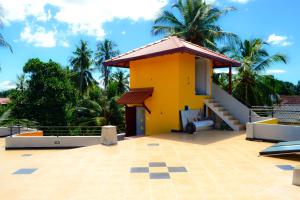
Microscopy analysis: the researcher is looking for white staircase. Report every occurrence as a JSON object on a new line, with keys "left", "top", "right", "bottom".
{"left": 204, "top": 98, "right": 245, "bottom": 131}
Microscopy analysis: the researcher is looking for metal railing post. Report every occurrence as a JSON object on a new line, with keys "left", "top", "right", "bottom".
{"left": 249, "top": 109, "right": 252, "bottom": 123}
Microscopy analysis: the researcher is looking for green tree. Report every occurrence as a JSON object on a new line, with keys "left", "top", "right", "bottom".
{"left": 152, "top": 0, "right": 237, "bottom": 50}
{"left": 296, "top": 81, "right": 300, "bottom": 95}
{"left": 75, "top": 79, "right": 126, "bottom": 130}
{"left": 223, "top": 38, "right": 287, "bottom": 105}
{"left": 72, "top": 98, "right": 105, "bottom": 126}
{"left": 16, "top": 73, "right": 27, "bottom": 92}
{"left": 95, "top": 39, "right": 119, "bottom": 89}
{"left": 0, "top": 5, "right": 12, "bottom": 71}
{"left": 70, "top": 40, "right": 96, "bottom": 94}
{"left": 9, "top": 58, "right": 78, "bottom": 126}
{"left": 100, "top": 81, "right": 125, "bottom": 129}
{"left": 112, "top": 69, "right": 129, "bottom": 95}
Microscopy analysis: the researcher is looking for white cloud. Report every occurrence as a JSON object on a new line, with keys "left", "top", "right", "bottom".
{"left": 20, "top": 24, "right": 57, "bottom": 48}
{"left": 0, "top": 81, "right": 16, "bottom": 91}
{"left": 266, "top": 69, "right": 286, "bottom": 75}
{"left": 227, "top": 0, "right": 250, "bottom": 3}
{"left": 214, "top": 68, "right": 238, "bottom": 74}
{"left": 59, "top": 40, "right": 70, "bottom": 48}
{"left": 0, "top": 0, "right": 52, "bottom": 23}
{"left": 121, "top": 31, "right": 126, "bottom": 35}
{"left": 0, "top": 0, "right": 168, "bottom": 39}
{"left": 267, "top": 34, "right": 292, "bottom": 47}
{"left": 204, "top": 0, "right": 217, "bottom": 4}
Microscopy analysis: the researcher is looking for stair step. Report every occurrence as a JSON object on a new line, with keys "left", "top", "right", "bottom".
{"left": 222, "top": 111, "right": 230, "bottom": 116}
{"left": 204, "top": 98, "right": 246, "bottom": 131}
{"left": 231, "top": 119, "right": 240, "bottom": 125}
{"left": 237, "top": 124, "right": 246, "bottom": 130}
{"left": 213, "top": 103, "right": 220, "bottom": 107}
{"left": 216, "top": 107, "right": 225, "bottom": 111}
{"left": 226, "top": 115, "right": 235, "bottom": 120}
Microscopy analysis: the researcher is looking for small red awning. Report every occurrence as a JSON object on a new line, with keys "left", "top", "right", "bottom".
{"left": 117, "top": 87, "right": 154, "bottom": 113}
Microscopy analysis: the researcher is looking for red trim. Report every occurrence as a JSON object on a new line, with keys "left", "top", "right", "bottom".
{"left": 117, "top": 88, "right": 154, "bottom": 112}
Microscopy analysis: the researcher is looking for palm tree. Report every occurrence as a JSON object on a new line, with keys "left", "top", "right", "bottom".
{"left": 224, "top": 38, "right": 287, "bottom": 105}
{"left": 0, "top": 5, "right": 12, "bottom": 71}
{"left": 152, "top": 0, "right": 237, "bottom": 50}
{"left": 16, "top": 73, "right": 27, "bottom": 92}
{"left": 95, "top": 39, "right": 119, "bottom": 89}
{"left": 70, "top": 40, "right": 96, "bottom": 94}
{"left": 111, "top": 69, "right": 129, "bottom": 95}
{"left": 74, "top": 99, "right": 105, "bottom": 126}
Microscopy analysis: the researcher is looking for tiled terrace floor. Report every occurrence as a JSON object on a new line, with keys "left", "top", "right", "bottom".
{"left": 0, "top": 130, "right": 300, "bottom": 200}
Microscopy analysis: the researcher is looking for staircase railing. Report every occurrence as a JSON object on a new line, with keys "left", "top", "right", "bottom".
{"left": 211, "top": 83, "right": 263, "bottom": 123}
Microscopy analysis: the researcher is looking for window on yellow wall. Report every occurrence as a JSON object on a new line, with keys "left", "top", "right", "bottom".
{"left": 195, "top": 57, "right": 211, "bottom": 96}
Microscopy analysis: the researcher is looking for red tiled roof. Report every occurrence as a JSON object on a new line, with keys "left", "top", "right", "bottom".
{"left": 117, "top": 88, "right": 154, "bottom": 105}
{"left": 0, "top": 98, "right": 10, "bottom": 105}
{"left": 104, "top": 36, "right": 240, "bottom": 68}
{"left": 280, "top": 95, "right": 300, "bottom": 105}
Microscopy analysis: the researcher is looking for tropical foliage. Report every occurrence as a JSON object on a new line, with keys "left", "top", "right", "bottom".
{"left": 95, "top": 39, "right": 120, "bottom": 88}
{"left": 70, "top": 40, "right": 96, "bottom": 94}
{"left": 0, "top": 0, "right": 298, "bottom": 133}
{"left": 152, "top": 0, "right": 237, "bottom": 50}
{"left": 0, "top": 5, "right": 12, "bottom": 71}
{"left": 217, "top": 39, "right": 288, "bottom": 106}
{"left": 8, "top": 59, "right": 78, "bottom": 126}
{"left": 2, "top": 39, "right": 128, "bottom": 134}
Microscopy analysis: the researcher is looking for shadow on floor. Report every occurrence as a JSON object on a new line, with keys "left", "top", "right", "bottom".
{"left": 266, "top": 154, "right": 300, "bottom": 162}
{"left": 148, "top": 130, "right": 245, "bottom": 145}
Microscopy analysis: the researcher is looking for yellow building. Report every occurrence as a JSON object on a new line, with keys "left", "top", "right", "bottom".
{"left": 104, "top": 36, "right": 240, "bottom": 136}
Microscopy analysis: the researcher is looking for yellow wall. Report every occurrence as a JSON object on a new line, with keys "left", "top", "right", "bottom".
{"left": 256, "top": 118, "right": 279, "bottom": 125}
{"left": 130, "top": 54, "right": 180, "bottom": 135}
{"left": 130, "top": 53, "right": 212, "bottom": 135}
{"left": 178, "top": 53, "right": 212, "bottom": 110}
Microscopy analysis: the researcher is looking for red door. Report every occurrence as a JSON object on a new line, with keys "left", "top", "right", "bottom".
{"left": 125, "top": 106, "right": 136, "bottom": 137}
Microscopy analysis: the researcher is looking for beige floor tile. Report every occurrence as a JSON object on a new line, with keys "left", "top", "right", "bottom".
{"left": 1, "top": 130, "right": 300, "bottom": 200}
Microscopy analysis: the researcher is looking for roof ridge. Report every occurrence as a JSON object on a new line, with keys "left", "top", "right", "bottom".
{"left": 170, "top": 36, "right": 185, "bottom": 48}
{"left": 177, "top": 37, "right": 237, "bottom": 62}
{"left": 106, "top": 36, "right": 173, "bottom": 62}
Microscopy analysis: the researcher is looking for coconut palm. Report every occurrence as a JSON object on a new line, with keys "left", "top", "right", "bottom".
{"left": 0, "top": 5, "right": 12, "bottom": 71}
{"left": 152, "top": 0, "right": 237, "bottom": 50}
{"left": 73, "top": 99, "right": 105, "bottom": 126}
{"left": 16, "top": 73, "right": 27, "bottom": 92}
{"left": 111, "top": 69, "right": 129, "bottom": 95}
{"left": 95, "top": 39, "right": 119, "bottom": 89}
{"left": 70, "top": 40, "right": 96, "bottom": 94}
{"left": 0, "top": 6, "right": 11, "bottom": 52}
{"left": 224, "top": 38, "right": 287, "bottom": 105}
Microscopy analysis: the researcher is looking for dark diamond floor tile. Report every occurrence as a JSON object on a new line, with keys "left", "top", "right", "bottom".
{"left": 147, "top": 143, "right": 159, "bottom": 146}
{"left": 168, "top": 166, "right": 187, "bottom": 173}
{"left": 276, "top": 165, "right": 294, "bottom": 171}
{"left": 13, "top": 168, "right": 37, "bottom": 175}
{"left": 149, "top": 162, "right": 166, "bottom": 167}
{"left": 150, "top": 172, "right": 170, "bottom": 179}
{"left": 22, "top": 154, "right": 32, "bottom": 157}
{"left": 130, "top": 167, "right": 149, "bottom": 173}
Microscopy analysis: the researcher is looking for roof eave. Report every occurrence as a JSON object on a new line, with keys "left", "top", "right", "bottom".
{"left": 104, "top": 46, "right": 241, "bottom": 68}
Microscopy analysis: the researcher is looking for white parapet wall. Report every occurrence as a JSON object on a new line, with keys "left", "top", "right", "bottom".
{"left": 246, "top": 119, "right": 300, "bottom": 142}
{"left": 0, "top": 127, "right": 38, "bottom": 137}
{"left": 5, "top": 134, "right": 125, "bottom": 149}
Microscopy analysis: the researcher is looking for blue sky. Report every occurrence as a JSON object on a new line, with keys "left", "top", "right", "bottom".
{"left": 0, "top": 0, "right": 299, "bottom": 90}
